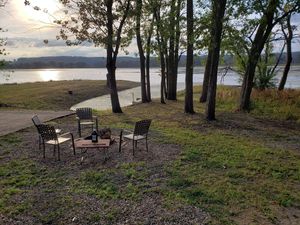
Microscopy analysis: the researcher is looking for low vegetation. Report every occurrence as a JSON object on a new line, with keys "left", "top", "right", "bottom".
{"left": 0, "top": 84, "right": 299, "bottom": 224}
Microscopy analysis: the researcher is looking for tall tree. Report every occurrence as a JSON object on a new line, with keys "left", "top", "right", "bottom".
{"left": 166, "top": 0, "right": 183, "bottom": 100}
{"left": 278, "top": 14, "right": 293, "bottom": 90}
{"left": 184, "top": 0, "right": 194, "bottom": 113}
{"left": 135, "top": 0, "right": 154, "bottom": 102}
{"left": 206, "top": 0, "right": 227, "bottom": 120}
{"left": 30, "top": 0, "right": 134, "bottom": 113}
{"left": 135, "top": 0, "right": 148, "bottom": 103}
{"left": 239, "top": 0, "right": 299, "bottom": 111}
{"left": 154, "top": 1, "right": 167, "bottom": 104}
{"left": 0, "top": 0, "right": 8, "bottom": 69}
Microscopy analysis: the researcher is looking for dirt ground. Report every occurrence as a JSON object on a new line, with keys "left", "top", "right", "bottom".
{"left": 0, "top": 115, "right": 209, "bottom": 225}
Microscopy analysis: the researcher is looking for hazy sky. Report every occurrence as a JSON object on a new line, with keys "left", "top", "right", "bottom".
{"left": 0, "top": 0, "right": 131, "bottom": 60}
{"left": 0, "top": 0, "right": 299, "bottom": 60}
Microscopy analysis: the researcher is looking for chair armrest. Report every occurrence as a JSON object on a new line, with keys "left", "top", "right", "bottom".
{"left": 122, "top": 129, "right": 133, "bottom": 134}
{"left": 60, "top": 132, "right": 72, "bottom": 137}
{"left": 76, "top": 117, "right": 80, "bottom": 120}
{"left": 92, "top": 115, "right": 98, "bottom": 119}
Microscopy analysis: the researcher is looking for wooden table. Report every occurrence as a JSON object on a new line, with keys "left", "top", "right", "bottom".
{"left": 75, "top": 139, "right": 111, "bottom": 163}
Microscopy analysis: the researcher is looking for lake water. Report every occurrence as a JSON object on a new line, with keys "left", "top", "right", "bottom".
{"left": 1, "top": 67, "right": 299, "bottom": 110}
{"left": 1, "top": 66, "right": 300, "bottom": 88}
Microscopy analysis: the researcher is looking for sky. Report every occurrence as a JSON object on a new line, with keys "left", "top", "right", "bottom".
{"left": 0, "top": 0, "right": 299, "bottom": 60}
{"left": 0, "top": 0, "right": 136, "bottom": 60}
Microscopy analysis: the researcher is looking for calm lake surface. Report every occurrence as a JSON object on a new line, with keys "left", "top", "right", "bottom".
{"left": 1, "top": 66, "right": 300, "bottom": 88}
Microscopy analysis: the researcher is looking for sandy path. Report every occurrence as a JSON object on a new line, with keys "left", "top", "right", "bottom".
{"left": 0, "top": 110, "right": 75, "bottom": 136}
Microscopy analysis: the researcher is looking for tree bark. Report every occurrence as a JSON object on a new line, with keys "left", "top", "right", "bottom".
{"left": 184, "top": 0, "right": 194, "bottom": 113}
{"left": 167, "top": 0, "right": 177, "bottom": 100}
{"left": 106, "top": 0, "right": 122, "bottom": 113}
{"left": 146, "top": 16, "right": 154, "bottom": 102}
{"left": 136, "top": 0, "right": 148, "bottom": 103}
{"left": 154, "top": 6, "right": 166, "bottom": 104}
{"left": 174, "top": 0, "right": 182, "bottom": 99}
{"left": 200, "top": 48, "right": 212, "bottom": 103}
{"left": 206, "top": 0, "right": 227, "bottom": 120}
{"left": 279, "top": 15, "right": 293, "bottom": 91}
{"left": 239, "top": 0, "right": 278, "bottom": 111}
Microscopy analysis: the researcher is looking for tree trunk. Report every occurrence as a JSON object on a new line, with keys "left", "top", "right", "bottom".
{"left": 279, "top": 15, "right": 293, "bottom": 91}
{"left": 239, "top": 0, "right": 278, "bottom": 111}
{"left": 146, "top": 16, "right": 154, "bottom": 102}
{"left": 200, "top": 48, "right": 212, "bottom": 103}
{"left": 167, "top": 0, "right": 177, "bottom": 100}
{"left": 154, "top": 7, "right": 166, "bottom": 104}
{"left": 184, "top": 0, "right": 194, "bottom": 113}
{"left": 136, "top": 0, "right": 148, "bottom": 103}
{"left": 106, "top": 0, "right": 122, "bottom": 113}
{"left": 174, "top": 0, "right": 182, "bottom": 99}
{"left": 206, "top": 0, "right": 226, "bottom": 120}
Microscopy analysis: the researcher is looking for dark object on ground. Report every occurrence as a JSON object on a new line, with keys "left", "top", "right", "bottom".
{"left": 68, "top": 90, "right": 73, "bottom": 95}
{"left": 119, "top": 119, "right": 152, "bottom": 155}
{"left": 99, "top": 128, "right": 111, "bottom": 139}
{"left": 76, "top": 107, "right": 98, "bottom": 137}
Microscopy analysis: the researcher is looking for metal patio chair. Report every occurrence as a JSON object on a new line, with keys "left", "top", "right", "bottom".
{"left": 119, "top": 119, "right": 152, "bottom": 155}
{"left": 32, "top": 115, "right": 61, "bottom": 150}
{"left": 36, "top": 124, "right": 75, "bottom": 161}
{"left": 76, "top": 108, "right": 98, "bottom": 137}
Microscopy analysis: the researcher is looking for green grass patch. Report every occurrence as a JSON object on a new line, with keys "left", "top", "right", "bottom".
{"left": 159, "top": 127, "right": 300, "bottom": 224}
{"left": 72, "top": 162, "right": 150, "bottom": 201}
{"left": 0, "top": 159, "right": 44, "bottom": 214}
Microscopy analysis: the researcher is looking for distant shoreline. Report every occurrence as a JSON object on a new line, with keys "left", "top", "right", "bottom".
{"left": 4, "top": 53, "right": 300, "bottom": 69}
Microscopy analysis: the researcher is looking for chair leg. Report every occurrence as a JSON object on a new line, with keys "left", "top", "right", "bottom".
{"left": 96, "top": 118, "right": 99, "bottom": 132}
{"left": 71, "top": 133, "right": 76, "bottom": 155}
{"left": 57, "top": 144, "right": 60, "bottom": 161}
{"left": 78, "top": 121, "right": 81, "bottom": 137}
{"left": 132, "top": 139, "right": 135, "bottom": 156}
{"left": 42, "top": 141, "right": 46, "bottom": 159}
{"left": 146, "top": 136, "right": 149, "bottom": 152}
{"left": 53, "top": 145, "right": 56, "bottom": 156}
{"left": 38, "top": 135, "right": 41, "bottom": 150}
{"left": 119, "top": 130, "right": 123, "bottom": 152}
{"left": 135, "top": 141, "right": 137, "bottom": 148}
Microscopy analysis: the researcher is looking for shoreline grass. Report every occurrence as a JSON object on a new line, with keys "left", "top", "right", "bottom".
{"left": 0, "top": 80, "right": 139, "bottom": 110}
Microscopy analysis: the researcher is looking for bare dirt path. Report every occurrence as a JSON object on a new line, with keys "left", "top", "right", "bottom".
{"left": 0, "top": 110, "right": 75, "bottom": 136}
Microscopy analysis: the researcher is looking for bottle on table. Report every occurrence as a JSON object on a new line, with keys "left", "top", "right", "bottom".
{"left": 91, "top": 129, "right": 98, "bottom": 143}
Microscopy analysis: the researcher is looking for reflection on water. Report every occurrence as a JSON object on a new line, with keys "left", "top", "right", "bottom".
{"left": 39, "top": 70, "right": 59, "bottom": 81}
{"left": 1, "top": 67, "right": 300, "bottom": 88}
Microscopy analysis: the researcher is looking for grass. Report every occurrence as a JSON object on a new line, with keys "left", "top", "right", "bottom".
{"left": 0, "top": 83, "right": 299, "bottom": 224}
{"left": 0, "top": 80, "right": 138, "bottom": 110}
{"left": 96, "top": 86, "right": 300, "bottom": 224}
{"left": 72, "top": 162, "right": 149, "bottom": 200}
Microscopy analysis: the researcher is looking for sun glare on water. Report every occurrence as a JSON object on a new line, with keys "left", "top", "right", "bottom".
{"left": 39, "top": 70, "right": 59, "bottom": 81}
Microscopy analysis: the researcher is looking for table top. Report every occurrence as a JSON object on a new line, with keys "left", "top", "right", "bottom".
{"left": 75, "top": 139, "right": 110, "bottom": 148}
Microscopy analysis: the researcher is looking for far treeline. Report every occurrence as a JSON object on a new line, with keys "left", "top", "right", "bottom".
{"left": 5, "top": 52, "right": 300, "bottom": 69}
{"left": 3, "top": 0, "right": 300, "bottom": 120}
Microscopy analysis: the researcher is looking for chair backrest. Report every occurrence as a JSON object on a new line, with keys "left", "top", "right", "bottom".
{"left": 32, "top": 115, "right": 42, "bottom": 127}
{"left": 134, "top": 119, "right": 152, "bottom": 136}
{"left": 76, "top": 108, "right": 93, "bottom": 120}
{"left": 37, "top": 124, "right": 57, "bottom": 141}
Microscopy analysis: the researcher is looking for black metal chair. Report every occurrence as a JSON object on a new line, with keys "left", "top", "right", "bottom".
{"left": 76, "top": 108, "right": 98, "bottom": 137}
{"left": 119, "top": 119, "right": 152, "bottom": 155}
{"left": 32, "top": 115, "right": 61, "bottom": 150}
{"left": 36, "top": 124, "right": 75, "bottom": 161}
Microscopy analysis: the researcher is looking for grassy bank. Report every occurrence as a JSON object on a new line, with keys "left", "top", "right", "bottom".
{"left": 0, "top": 86, "right": 299, "bottom": 224}
{"left": 0, "top": 80, "right": 139, "bottom": 110}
